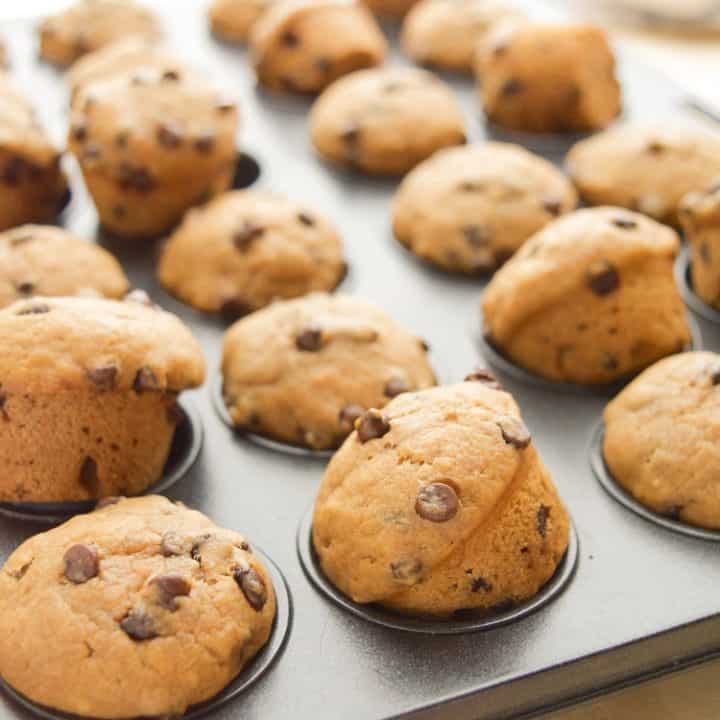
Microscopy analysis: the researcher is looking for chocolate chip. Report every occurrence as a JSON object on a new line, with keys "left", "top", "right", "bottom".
{"left": 280, "top": 30, "right": 299, "bottom": 47}
{"left": 415, "top": 482, "right": 459, "bottom": 522}
{"left": 536, "top": 505, "right": 550, "bottom": 537}
{"left": 220, "top": 297, "right": 251, "bottom": 321}
{"left": 190, "top": 534, "right": 211, "bottom": 563}
{"left": 117, "top": 163, "right": 155, "bottom": 192}
{"left": 63, "top": 544, "right": 99, "bottom": 584}
{"left": 464, "top": 368, "right": 502, "bottom": 390}
{"left": 9, "top": 232, "right": 33, "bottom": 247}
{"left": 543, "top": 198, "right": 562, "bottom": 216}
{"left": 115, "top": 131, "right": 129, "bottom": 149}
{"left": 160, "top": 531, "right": 185, "bottom": 557}
{"left": 16, "top": 281, "right": 34, "bottom": 295}
{"left": 297, "top": 212, "right": 315, "bottom": 227}
{"left": 133, "top": 367, "right": 159, "bottom": 393}
{"left": 463, "top": 225, "right": 491, "bottom": 247}
{"left": 338, "top": 404, "right": 364, "bottom": 432}
{"left": 120, "top": 611, "right": 157, "bottom": 641}
{"left": 0, "top": 394, "right": 8, "bottom": 421}
{"left": 79, "top": 456, "right": 98, "bottom": 494}
{"left": 216, "top": 99, "right": 236, "bottom": 114}
{"left": 16, "top": 302, "right": 50, "bottom": 316}
{"left": 83, "top": 144, "right": 101, "bottom": 161}
{"left": 390, "top": 559, "right": 423, "bottom": 583}
{"left": 124, "top": 288, "right": 154, "bottom": 307}
{"left": 700, "top": 241, "right": 711, "bottom": 264}
{"left": 458, "top": 180, "right": 484, "bottom": 192}
{"left": 420, "top": 339, "right": 430, "bottom": 352}
{"left": 586, "top": 260, "right": 619, "bottom": 296}
{"left": 340, "top": 124, "right": 360, "bottom": 149}
{"left": 647, "top": 140, "right": 664, "bottom": 154}
{"left": 384, "top": 377, "right": 409, "bottom": 398}
{"left": 602, "top": 353, "right": 619, "bottom": 371}
{"left": 95, "top": 496, "right": 122, "bottom": 509}
{"left": 356, "top": 409, "right": 390, "bottom": 443}
{"left": 497, "top": 417, "right": 531, "bottom": 449}
{"left": 234, "top": 567, "right": 267, "bottom": 611}
{"left": 71, "top": 124, "right": 87, "bottom": 142}
{"left": 233, "top": 221, "right": 264, "bottom": 250}
{"left": 711, "top": 368, "right": 720, "bottom": 385}
{"left": 86, "top": 365, "right": 117, "bottom": 391}
{"left": 162, "top": 69, "right": 181, "bottom": 82}
{"left": 612, "top": 217, "right": 637, "bottom": 230}
{"left": 295, "top": 326, "right": 323, "bottom": 352}
{"left": 193, "top": 134, "right": 215, "bottom": 153}
{"left": 501, "top": 78, "right": 524, "bottom": 96}
{"left": 470, "top": 576, "right": 492, "bottom": 593}
{"left": 157, "top": 124, "right": 182, "bottom": 149}
{"left": 315, "top": 57, "right": 331, "bottom": 74}
{"left": 152, "top": 573, "right": 191, "bottom": 610}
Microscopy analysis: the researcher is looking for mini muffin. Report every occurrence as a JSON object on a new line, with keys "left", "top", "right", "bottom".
{"left": 0, "top": 225, "right": 129, "bottom": 308}
{"left": 604, "top": 352, "right": 720, "bottom": 530}
{"left": 680, "top": 184, "right": 720, "bottom": 308}
{"left": 222, "top": 293, "right": 435, "bottom": 450}
{"left": 567, "top": 124, "right": 720, "bottom": 229}
{"left": 312, "top": 378, "right": 570, "bottom": 617}
{"left": 38, "top": 0, "right": 160, "bottom": 68}
{"left": 0, "top": 295, "right": 205, "bottom": 503}
{"left": 68, "top": 66, "right": 239, "bottom": 239}
{"left": 476, "top": 23, "right": 621, "bottom": 134}
{"left": 210, "top": 0, "right": 279, "bottom": 44}
{"left": 67, "top": 38, "right": 184, "bottom": 101}
{"left": 401, "top": 0, "right": 525, "bottom": 74}
{"left": 0, "top": 495, "right": 276, "bottom": 718}
{"left": 482, "top": 208, "right": 690, "bottom": 385}
{"left": 310, "top": 67, "right": 466, "bottom": 176}
{"left": 362, "top": 0, "right": 420, "bottom": 19}
{"left": 250, "top": 0, "right": 386, "bottom": 94}
{"left": 392, "top": 142, "right": 577, "bottom": 273}
{"left": 157, "top": 190, "right": 346, "bottom": 319}
{"left": 0, "top": 74, "right": 69, "bottom": 232}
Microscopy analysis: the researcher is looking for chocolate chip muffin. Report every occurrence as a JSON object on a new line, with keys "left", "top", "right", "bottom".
{"left": 0, "top": 295, "right": 205, "bottom": 503}
{"left": 401, "top": 0, "right": 525, "bottom": 74}
{"left": 310, "top": 67, "right": 466, "bottom": 176}
{"left": 157, "top": 190, "right": 346, "bottom": 320}
{"left": 680, "top": 183, "right": 720, "bottom": 308}
{"left": 567, "top": 124, "right": 720, "bottom": 229}
{"left": 482, "top": 208, "right": 691, "bottom": 385}
{"left": 38, "top": 0, "right": 160, "bottom": 68}
{"left": 476, "top": 23, "right": 621, "bottom": 134}
{"left": 0, "top": 225, "right": 129, "bottom": 308}
{"left": 250, "top": 0, "right": 386, "bottom": 94}
{"left": 604, "top": 352, "right": 720, "bottom": 530}
{"left": 312, "top": 378, "right": 570, "bottom": 617}
{"left": 0, "top": 74, "right": 69, "bottom": 232}
{"left": 68, "top": 66, "right": 239, "bottom": 239}
{"left": 392, "top": 142, "right": 577, "bottom": 273}
{"left": 0, "top": 495, "right": 276, "bottom": 718}
{"left": 362, "top": 0, "right": 420, "bottom": 19}
{"left": 210, "top": 0, "right": 276, "bottom": 43}
{"left": 67, "top": 37, "right": 184, "bottom": 101}
{"left": 222, "top": 293, "right": 435, "bottom": 450}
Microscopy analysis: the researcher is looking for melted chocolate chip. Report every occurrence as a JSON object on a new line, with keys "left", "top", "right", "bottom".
{"left": 120, "top": 611, "right": 157, "bottom": 641}
{"left": 338, "top": 404, "right": 364, "bottom": 432}
{"left": 501, "top": 78, "right": 524, "bottom": 96}
{"left": 157, "top": 124, "right": 182, "bottom": 149}
{"left": 280, "top": 30, "right": 299, "bottom": 47}
{"left": 470, "top": 576, "right": 492, "bottom": 593}
{"left": 356, "top": 409, "right": 390, "bottom": 443}
{"left": 390, "top": 559, "right": 423, "bottom": 583}
{"left": 497, "top": 417, "right": 531, "bottom": 449}
{"left": 234, "top": 567, "right": 267, "bottom": 611}
{"left": 133, "top": 367, "right": 159, "bottom": 393}
{"left": 86, "top": 365, "right": 117, "bottom": 391}
{"left": 463, "top": 225, "right": 491, "bottom": 247}
{"left": 152, "top": 573, "right": 191, "bottom": 610}
{"left": 536, "top": 504, "right": 550, "bottom": 537}
{"left": 297, "top": 212, "right": 315, "bottom": 227}
{"left": 63, "top": 544, "right": 99, "bottom": 584}
{"left": 295, "top": 326, "right": 323, "bottom": 352}
{"left": 543, "top": 198, "right": 562, "bottom": 216}
{"left": 233, "top": 221, "right": 264, "bottom": 250}
{"left": 464, "top": 368, "right": 502, "bottom": 390}
{"left": 162, "top": 69, "right": 181, "bottom": 82}
{"left": 415, "top": 482, "right": 459, "bottom": 523}
{"left": 384, "top": 377, "right": 409, "bottom": 398}
{"left": 16, "top": 302, "right": 50, "bottom": 316}
{"left": 16, "top": 281, "right": 34, "bottom": 295}
{"left": 79, "top": 456, "right": 99, "bottom": 495}
{"left": 72, "top": 124, "right": 87, "bottom": 142}
{"left": 586, "top": 261, "right": 619, "bottom": 296}
{"left": 612, "top": 216, "right": 637, "bottom": 230}
{"left": 117, "top": 163, "right": 155, "bottom": 193}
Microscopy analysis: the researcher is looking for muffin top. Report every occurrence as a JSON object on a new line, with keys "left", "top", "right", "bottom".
{"left": 0, "top": 225, "right": 129, "bottom": 308}
{"left": 39, "top": 0, "right": 160, "bottom": 66}
{"left": 210, "top": 0, "right": 277, "bottom": 42}
{"left": 312, "top": 381, "right": 536, "bottom": 600}
{"left": 0, "top": 495, "right": 276, "bottom": 718}
{"left": 603, "top": 352, "right": 720, "bottom": 529}
{"left": 222, "top": 292, "right": 435, "bottom": 449}
{"left": 0, "top": 295, "right": 205, "bottom": 394}
{"left": 566, "top": 124, "right": 720, "bottom": 228}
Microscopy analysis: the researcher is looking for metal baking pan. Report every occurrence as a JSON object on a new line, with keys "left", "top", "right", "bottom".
{"left": 1, "top": 2, "right": 719, "bottom": 719}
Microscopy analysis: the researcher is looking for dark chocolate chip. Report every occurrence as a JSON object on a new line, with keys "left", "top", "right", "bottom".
{"left": 340, "top": 124, "right": 360, "bottom": 148}
{"left": 133, "top": 367, "right": 159, "bottom": 393}
{"left": 233, "top": 221, "right": 264, "bottom": 250}
{"left": 220, "top": 297, "right": 251, "bottom": 321}
{"left": 536, "top": 504, "right": 550, "bottom": 537}
{"left": 497, "top": 417, "right": 531, "bottom": 449}
{"left": 612, "top": 216, "right": 637, "bottom": 230}
{"left": 470, "top": 576, "right": 492, "bottom": 593}
{"left": 16, "top": 302, "right": 50, "bottom": 316}
{"left": 602, "top": 353, "right": 619, "bottom": 371}
{"left": 356, "top": 409, "right": 390, "bottom": 443}
{"left": 124, "top": 288, "right": 154, "bottom": 307}
{"left": 86, "top": 365, "right": 117, "bottom": 391}
{"left": 71, "top": 124, "right": 87, "bottom": 142}
{"left": 384, "top": 377, "right": 409, "bottom": 398}
{"left": 234, "top": 567, "right": 267, "bottom": 611}
{"left": 16, "top": 281, "right": 35, "bottom": 295}
{"left": 711, "top": 368, "right": 720, "bottom": 385}
{"left": 501, "top": 78, "right": 524, "bottom": 96}
{"left": 0, "top": 393, "right": 8, "bottom": 421}
{"left": 586, "top": 260, "right": 619, "bottom": 296}
{"left": 162, "top": 69, "right": 181, "bottom": 82}
{"left": 297, "top": 212, "right": 315, "bottom": 227}
{"left": 115, "top": 131, "right": 129, "bottom": 149}
{"left": 415, "top": 482, "right": 459, "bottom": 523}
{"left": 120, "top": 611, "right": 157, "bottom": 641}
{"left": 79, "top": 456, "right": 98, "bottom": 494}
{"left": 216, "top": 100, "right": 236, "bottom": 114}
{"left": 295, "top": 326, "right": 323, "bottom": 352}
{"left": 63, "top": 544, "right": 99, "bottom": 584}
{"left": 338, "top": 403, "right": 364, "bottom": 432}
{"left": 647, "top": 140, "right": 664, "bottom": 154}
{"left": 193, "top": 134, "right": 215, "bottom": 153}
{"left": 280, "top": 30, "right": 299, "bottom": 47}
{"left": 543, "top": 198, "right": 562, "bottom": 216}
{"left": 463, "top": 225, "right": 491, "bottom": 247}
{"left": 420, "top": 339, "right": 430, "bottom": 352}
{"left": 464, "top": 368, "right": 502, "bottom": 390}
{"left": 95, "top": 496, "right": 122, "bottom": 509}
{"left": 117, "top": 163, "right": 155, "bottom": 193}
{"left": 190, "top": 534, "right": 211, "bottom": 563}
{"left": 157, "top": 124, "right": 182, "bottom": 149}
{"left": 160, "top": 531, "right": 185, "bottom": 557}
{"left": 390, "top": 559, "right": 423, "bottom": 583}
{"left": 152, "top": 573, "right": 191, "bottom": 610}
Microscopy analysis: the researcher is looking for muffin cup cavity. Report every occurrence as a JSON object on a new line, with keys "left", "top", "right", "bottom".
{"left": 484, "top": 121, "right": 593, "bottom": 163}
{"left": 232, "top": 150, "right": 262, "bottom": 190}
{"left": 589, "top": 423, "right": 720, "bottom": 542}
{"left": 0, "top": 397, "right": 203, "bottom": 523}
{"left": 0, "top": 544, "right": 292, "bottom": 720}
{"left": 296, "top": 507, "right": 579, "bottom": 635}
{"left": 473, "top": 314, "right": 703, "bottom": 396}
{"left": 676, "top": 249, "right": 720, "bottom": 324}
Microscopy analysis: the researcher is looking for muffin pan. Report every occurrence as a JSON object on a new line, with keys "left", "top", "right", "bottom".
{"left": 677, "top": 249, "right": 720, "bottom": 325}
{"left": 0, "top": 2, "right": 719, "bottom": 719}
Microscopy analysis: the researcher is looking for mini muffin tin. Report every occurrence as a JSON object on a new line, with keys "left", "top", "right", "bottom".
{"left": 1, "top": 2, "right": 720, "bottom": 719}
